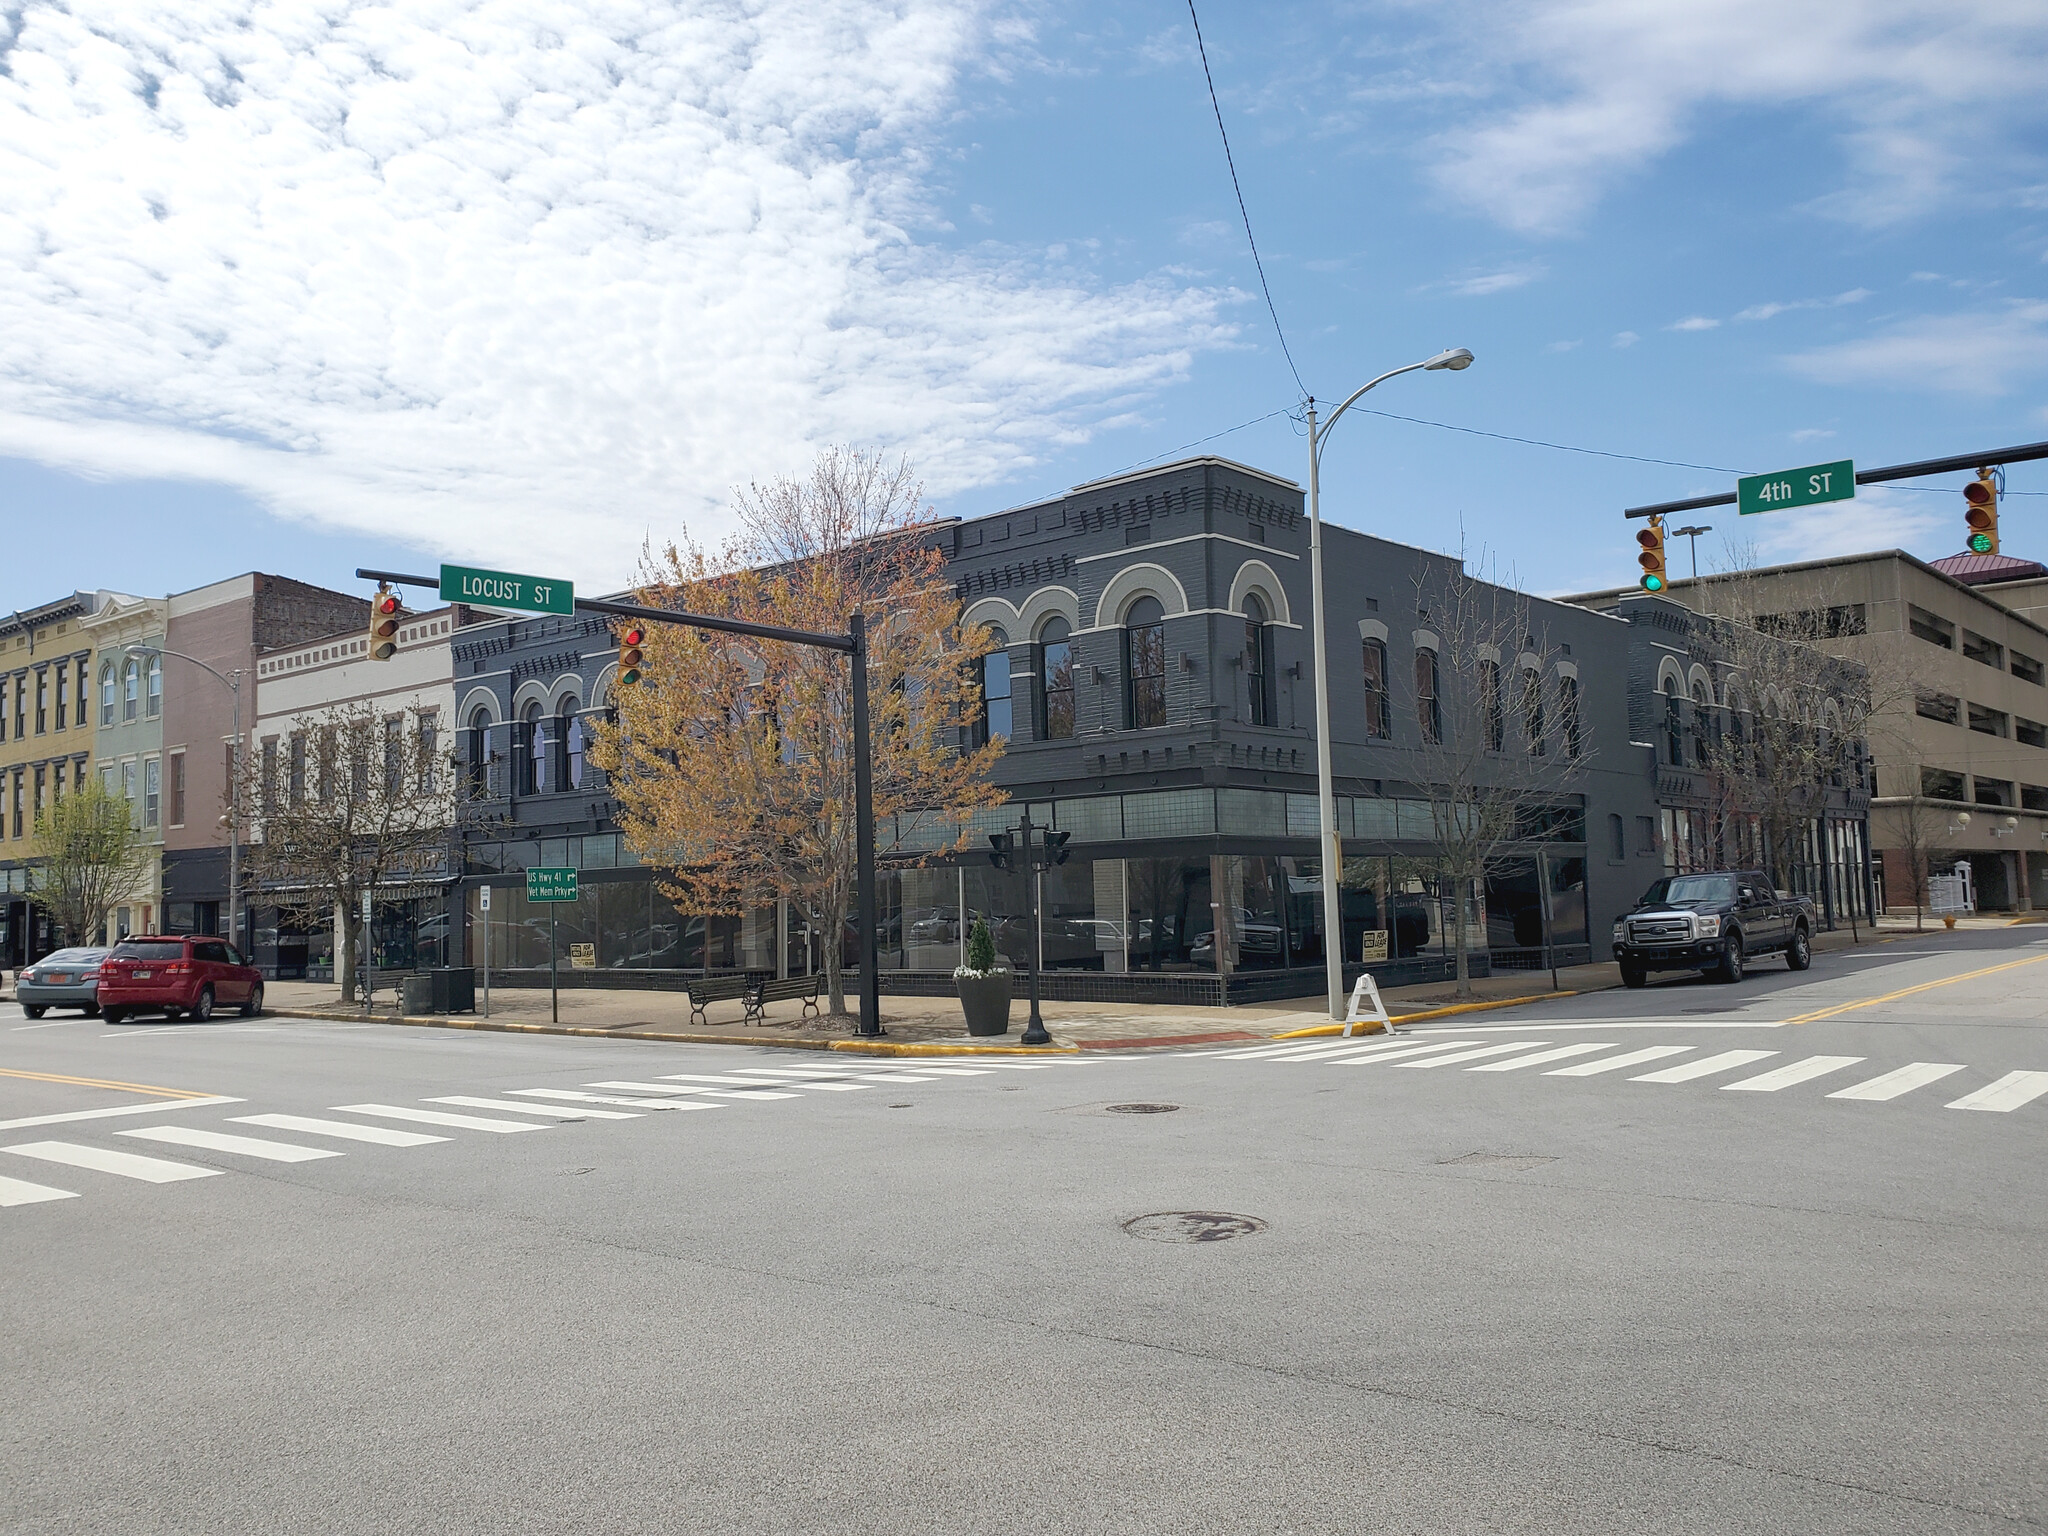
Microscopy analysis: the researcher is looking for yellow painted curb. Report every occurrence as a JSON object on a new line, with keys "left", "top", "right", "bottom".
{"left": 1270, "top": 989, "right": 1583, "bottom": 1039}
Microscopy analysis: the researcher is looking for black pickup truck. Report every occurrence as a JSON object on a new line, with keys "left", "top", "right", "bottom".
{"left": 1612, "top": 871, "right": 1817, "bottom": 987}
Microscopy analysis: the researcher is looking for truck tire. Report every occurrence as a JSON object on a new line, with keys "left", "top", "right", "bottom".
{"left": 1620, "top": 962, "right": 1647, "bottom": 989}
{"left": 1786, "top": 924, "right": 1812, "bottom": 971}
{"left": 1712, "top": 933, "right": 1746, "bottom": 984}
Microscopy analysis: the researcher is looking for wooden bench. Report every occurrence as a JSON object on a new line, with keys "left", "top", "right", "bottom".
{"left": 685, "top": 972, "right": 753, "bottom": 1028}
{"left": 746, "top": 973, "right": 823, "bottom": 1026}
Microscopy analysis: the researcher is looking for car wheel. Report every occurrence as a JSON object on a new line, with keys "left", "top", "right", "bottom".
{"left": 163, "top": 1009, "right": 183, "bottom": 1022}
{"left": 190, "top": 987, "right": 215, "bottom": 1023}
{"left": 82, "top": 1003, "right": 100, "bottom": 1018}
{"left": 101, "top": 1007, "right": 125, "bottom": 1024}
{"left": 240, "top": 983, "right": 264, "bottom": 1019}
{"left": 1786, "top": 925, "right": 1812, "bottom": 971}
{"left": 21, "top": 1004, "right": 45, "bottom": 1018}
{"left": 1620, "top": 963, "right": 1647, "bottom": 989}
{"left": 1714, "top": 933, "right": 1746, "bottom": 984}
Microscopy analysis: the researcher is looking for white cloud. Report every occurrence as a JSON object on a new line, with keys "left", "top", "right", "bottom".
{"left": 1441, "top": 265, "right": 1542, "bottom": 297}
{"left": 1738, "top": 488, "right": 1948, "bottom": 565}
{"left": 1735, "top": 288, "right": 1874, "bottom": 322}
{"left": 0, "top": 0, "right": 1228, "bottom": 582}
{"left": 1611, "top": 330, "right": 1638, "bottom": 348}
{"left": 1545, "top": 339, "right": 1581, "bottom": 353}
{"left": 1422, "top": 1, "right": 2048, "bottom": 235}
{"left": 1790, "top": 428, "right": 1835, "bottom": 443}
{"left": 1785, "top": 302, "right": 2048, "bottom": 396}
{"left": 1669, "top": 316, "right": 1721, "bottom": 332}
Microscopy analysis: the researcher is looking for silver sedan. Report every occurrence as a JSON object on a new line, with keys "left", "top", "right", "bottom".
{"left": 16, "top": 947, "right": 111, "bottom": 1018}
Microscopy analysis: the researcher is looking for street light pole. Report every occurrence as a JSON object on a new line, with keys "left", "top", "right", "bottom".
{"left": 1671, "top": 524, "right": 1714, "bottom": 580}
{"left": 1305, "top": 347, "right": 1474, "bottom": 1019}
{"left": 123, "top": 646, "right": 244, "bottom": 953}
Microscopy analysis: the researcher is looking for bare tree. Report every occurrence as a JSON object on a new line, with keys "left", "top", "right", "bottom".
{"left": 1882, "top": 787, "right": 1962, "bottom": 931}
{"left": 591, "top": 448, "right": 1007, "bottom": 1017}
{"left": 1402, "top": 558, "right": 1589, "bottom": 998}
{"left": 29, "top": 778, "right": 153, "bottom": 947}
{"left": 238, "top": 698, "right": 454, "bottom": 1001}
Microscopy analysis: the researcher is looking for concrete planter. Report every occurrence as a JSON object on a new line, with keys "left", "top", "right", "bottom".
{"left": 957, "top": 971, "right": 1013, "bottom": 1036}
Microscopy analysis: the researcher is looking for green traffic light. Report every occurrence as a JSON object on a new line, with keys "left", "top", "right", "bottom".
{"left": 1968, "top": 533, "right": 1994, "bottom": 554}
{"left": 1641, "top": 574, "right": 1665, "bottom": 592}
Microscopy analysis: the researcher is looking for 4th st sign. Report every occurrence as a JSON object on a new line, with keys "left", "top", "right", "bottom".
{"left": 1738, "top": 460, "right": 1855, "bottom": 516}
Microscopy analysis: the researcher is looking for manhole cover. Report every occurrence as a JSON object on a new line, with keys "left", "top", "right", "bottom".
{"left": 1122, "top": 1211, "right": 1267, "bottom": 1243}
{"left": 1105, "top": 1102, "right": 1180, "bottom": 1115}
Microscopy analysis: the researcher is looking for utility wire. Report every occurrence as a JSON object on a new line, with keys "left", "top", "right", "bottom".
{"left": 1185, "top": 1, "right": 1306, "bottom": 399}
{"left": 1107, "top": 406, "right": 1296, "bottom": 477}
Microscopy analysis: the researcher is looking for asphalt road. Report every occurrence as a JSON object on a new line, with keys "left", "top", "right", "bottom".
{"left": 4, "top": 926, "right": 2045, "bottom": 1534}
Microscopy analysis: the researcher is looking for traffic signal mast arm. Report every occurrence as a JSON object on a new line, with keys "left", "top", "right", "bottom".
{"left": 1621, "top": 439, "right": 2048, "bottom": 520}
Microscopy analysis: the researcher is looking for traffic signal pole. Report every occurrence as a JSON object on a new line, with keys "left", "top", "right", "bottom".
{"left": 1623, "top": 439, "right": 2048, "bottom": 520}
{"left": 356, "top": 565, "right": 886, "bottom": 1038}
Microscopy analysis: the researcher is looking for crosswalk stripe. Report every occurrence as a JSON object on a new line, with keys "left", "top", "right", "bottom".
{"left": 1826, "top": 1063, "right": 1967, "bottom": 1102}
{"left": 1209, "top": 1042, "right": 1329, "bottom": 1058}
{"left": 1331, "top": 1041, "right": 1486, "bottom": 1067}
{"left": 512, "top": 1088, "right": 719, "bottom": 1109}
{"left": 117, "top": 1126, "right": 341, "bottom": 1163}
{"left": 1547, "top": 1046, "right": 1692, "bottom": 1077}
{"left": 1468, "top": 1043, "right": 1618, "bottom": 1072}
{"left": 1398, "top": 1041, "right": 1551, "bottom": 1069}
{"left": 1261, "top": 1041, "right": 1392, "bottom": 1061}
{"left": 1723, "top": 1055, "right": 1865, "bottom": 1093}
{"left": 1631, "top": 1049, "right": 1780, "bottom": 1084}
{"left": 658, "top": 1073, "right": 817, "bottom": 1087}
{"left": 1946, "top": 1071, "right": 2048, "bottom": 1113}
{"left": 232, "top": 1113, "right": 449, "bottom": 1146}
{"left": 4, "top": 1140, "right": 222, "bottom": 1182}
{"left": 889, "top": 1066, "right": 993, "bottom": 1077}
{"left": 584, "top": 1080, "right": 794, "bottom": 1101}
{"left": 741, "top": 1066, "right": 871, "bottom": 1078}
{"left": 334, "top": 1104, "right": 546, "bottom": 1133}
{"left": 429, "top": 1097, "right": 633, "bottom": 1120}
{"left": 0, "top": 1172, "right": 79, "bottom": 1206}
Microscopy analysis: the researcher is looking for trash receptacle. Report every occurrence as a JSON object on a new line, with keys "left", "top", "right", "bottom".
{"left": 399, "top": 974, "right": 434, "bottom": 1015}
{"left": 430, "top": 967, "right": 476, "bottom": 1014}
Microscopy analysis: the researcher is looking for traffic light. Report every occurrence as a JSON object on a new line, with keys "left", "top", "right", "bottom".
{"left": 617, "top": 625, "right": 646, "bottom": 687}
{"left": 987, "top": 832, "right": 1014, "bottom": 871}
{"left": 1636, "top": 518, "right": 1668, "bottom": 593}
{"left": 1964, "top": 470, "right": 1999, "bottom": 555}
{"left": 368, "top": 585, "right": 401, "bottom": 660}
{"left": 1045, "top": 831, "right": 1071, "bottom": 867}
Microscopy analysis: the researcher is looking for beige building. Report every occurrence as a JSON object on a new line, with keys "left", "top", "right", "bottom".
{"left": 1569, "top": 549, "right": 2048, "bottom": 912}
{"left": 79, "top": 593, "right": 171, "bottom": 942}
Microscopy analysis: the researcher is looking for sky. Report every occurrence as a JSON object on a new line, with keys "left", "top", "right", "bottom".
{"left": 3, "top": 0, "right": 2047, "bottom": 615}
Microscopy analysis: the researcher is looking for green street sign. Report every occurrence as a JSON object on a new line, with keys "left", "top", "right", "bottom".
{"left": 440, "top": 563, "right": 574, "bottom": 615}
{"left": 1738, "top": 460, "right": 1855, "bottom": 516}
{"left": 526, "top": 866, "right": 579, "bottom": 902}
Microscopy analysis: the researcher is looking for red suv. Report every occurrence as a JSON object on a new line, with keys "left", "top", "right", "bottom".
{"left": 97, "top": 937, "right": 265, "bottom": 1024}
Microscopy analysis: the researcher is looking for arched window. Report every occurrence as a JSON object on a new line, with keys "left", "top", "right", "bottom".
{"left": 1415, "top": 648, "right": 1441, "bottom": 744}
{"left": 1361, "top": 639, "right": 1390, "bottom": 739}
{"left": 1243, "top": 594, "right": 1271, "bottom": 727}
{"left": 1609, "top": 812, "right": 1626, "bottom": 861}
{"left": 100, "top": 664, "right": 115, "bottom": 727}
{"left": 1662, "top": 677, "right": 1683, "bottom": 766}
{"left": 1124, "top": 597, "right": 1166, "bottom": 729}
{"left": 1522, "top": 668, "right": 1546, "bottom": 756}
{"left": 553, "top": 694, "right": 579, "bottom": 789}
{"left": 1560, "top": 675, "right": 1583, "bottom": 759}
{"left": 467, "top": 707, "right": 493, "bottom": 799}
{"left": 1690, "top": 676, "right": 1712, "bottom": 767}
{"left": 567, "top": 714, "right": 587, "bottom": 789}
{"left": 1038, "top": 617, "right": 1073, "bottom": 740}
{"left": 122, "top": 659, "right": 140, "bottom": 723}
{"left": 968, "top": 628, "right": 1010, "bottom": 749}
{"left": 145, "top": 656, "right": 162, "bottom": 719}
{"left": 523, "top": 701, "right": 545, "bottom": 795}
{"left": 1480, "top": 659, "right": 1504, "bottom": 751}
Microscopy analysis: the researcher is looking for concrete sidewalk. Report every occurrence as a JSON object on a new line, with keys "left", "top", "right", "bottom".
{"left": 258, "top": 913, "right": 1964, "bottom": 1053}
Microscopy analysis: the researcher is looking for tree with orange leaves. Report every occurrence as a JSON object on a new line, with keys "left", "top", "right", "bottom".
{"left": 589, "top": 449, "right": 1007, "bottom": 1017}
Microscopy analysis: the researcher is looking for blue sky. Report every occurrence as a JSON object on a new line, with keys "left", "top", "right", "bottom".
{"left": 3, "top": 0, "right": 2045, "bottom": 615}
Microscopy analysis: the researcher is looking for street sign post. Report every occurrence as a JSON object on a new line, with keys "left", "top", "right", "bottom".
{"left": 1736, "top": 460, "right": 1855, "bottom": 516}
{"left": 478, "top": 883, "right": 491, "bottom": 1019}
{"left": 440, "top": 564, "right": 574, "bottom": 615}
{"left": 525, "top": 867, "right": 578, "bottom": 1021}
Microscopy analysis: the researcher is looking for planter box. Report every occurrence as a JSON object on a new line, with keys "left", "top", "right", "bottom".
{"left": 956, "top": 971, "right": 1013, "bottom": 1036}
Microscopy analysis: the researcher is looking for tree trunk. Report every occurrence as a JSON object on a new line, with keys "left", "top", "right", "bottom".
{"left": 335, "top": 903, "right": 357, "bottom": 1002}
{"left": 822, "top": 891, "right": 848, "bottom": 1017}
{"left": 1451, "top": 875, "right": 1474, "bottom": 1000}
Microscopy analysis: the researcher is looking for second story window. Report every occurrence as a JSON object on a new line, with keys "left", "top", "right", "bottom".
{"left": 1560, "top": 675, "right": 1583, "bottom": 759}
{"left": 1662, "top": 680, "right": 1683, "bottom": 766}
{"left": 520, "top": 702, "right": 544, "bottom": 795}
{"left": 100, "top": 664, "right": 115, "bottom": 726}
{"left": 74, "top": 660, "right": 87, "bottom": 726}
{"left": 145, "top": 656, "right": 162, "bottom": 718}
{"left": 144, "top": 758, "right": 160, "bottom": 829}
{"left": 35, "top": 669, "right": 48, "bottom": 734}
{"left": 554, "top": 696, "right": 579, "bottom": 788}
{"left": 122, "top": 659, "right": 140, "bottom": 723}
{"left": 972, "top": 629, "right": 1011, "bottom": 748}
{"left": 1362, "top": 639, "right": 1390, "bottom": 739}
{"left": 384, "top": 716, "right": 404, "bottom": 797}
{"left": 1039, "top": 617, "right": 1074, "bottom": 740}
{"left": 1415, "top": 647, "right": 1442, "bottom": 744}
{"left": 1480, "top": 659, "right": 1504, "bottom": 751}
{"left": 417, "top": 711, "right": 439, "bottom": 795}
{"left": 1523, "top": 668, "right": 1547, "bottom": 756}
{"left": 566, "top": 714, "right": 586, "bottom": 789}
{"left": 288, "top": 733, "right": 306, "bottom": 806}
{"left": 54, "top": 668, "right": 67, "bottom": 731}
{"left": 1243, "top": 595, "right": 1271, "bottom": 727}
{"left": 1124, "top": 597, "right": 1167, "bottom": 730}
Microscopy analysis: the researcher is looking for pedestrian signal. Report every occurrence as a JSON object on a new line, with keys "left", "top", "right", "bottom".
{"left": 1636, "top": 519, "right": 1668, "bottom": 593}
{"left": 618, "top": 625, "right": 646, "bottom": 686}
{"left": 1045, "top": 831, "right": 1071, "bottom": 867}
{"left": 369, "top": 586, "right": 401, "bottom": 660}
{"left": 1964, "top": 471, "right": 1999, "bottom": 556}
{"left": 987, "top": 832, "right": 1015, "bottom": 871}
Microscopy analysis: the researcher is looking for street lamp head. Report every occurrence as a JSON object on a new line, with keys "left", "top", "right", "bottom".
{"left": 1423, "top": 347, "right": 1475, "bottom": 371}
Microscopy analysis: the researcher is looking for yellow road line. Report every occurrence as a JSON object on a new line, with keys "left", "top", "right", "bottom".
{"left": 1781, "top": 953, "right": 2048, "bottom": 1025}
{"left": 0, "top": 1066, "right": 215, "bottom": 1100}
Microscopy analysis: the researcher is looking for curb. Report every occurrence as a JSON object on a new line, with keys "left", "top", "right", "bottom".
{"left": 1270, "top": 989, "right": 1586, "bottom": 1039}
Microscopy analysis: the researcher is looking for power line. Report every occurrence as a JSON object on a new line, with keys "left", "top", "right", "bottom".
{"left": 1185, "top": 2, "right": 1305, "bottom": 399}
{"left": 1107, "top": 406, "right": 1296, "bottom": 477}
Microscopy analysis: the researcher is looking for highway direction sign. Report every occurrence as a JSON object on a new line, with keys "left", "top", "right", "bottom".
{"left": 1738, "top": 460, "right": 1855, "bottom": 516}
{"left": 440, "top": 564, "right": 574, "bottom": 615}
{"left": 526, "top": 867, "right": 579, "bottom": 902}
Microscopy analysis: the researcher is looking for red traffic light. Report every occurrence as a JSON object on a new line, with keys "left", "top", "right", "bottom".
{"left": 1964, "top": 479, "right": 1995, "bottom": 508}
{"left": 374, "top": 592, "right": 401, "bottom": 616}
{"left": 618, "top": 625, "right": 646, "bottom": 686}
{"left": 369, "top": 585, "right": 401, "bottom": 660}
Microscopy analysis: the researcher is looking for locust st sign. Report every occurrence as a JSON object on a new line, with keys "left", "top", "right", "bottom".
{"left": 526, "top": 867, "right": 579, "bottom": 902}
{"left": 1738, "top": 460, "right": 1855, "bottom": 516}
{"left": 440, "top": 563, "right": 574, "bottom": 615}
